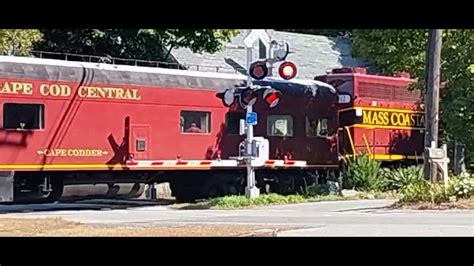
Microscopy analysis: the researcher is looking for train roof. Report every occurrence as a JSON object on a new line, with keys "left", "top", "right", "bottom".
{"left": 0, "top": 56, "right": 336, "bottom": 97}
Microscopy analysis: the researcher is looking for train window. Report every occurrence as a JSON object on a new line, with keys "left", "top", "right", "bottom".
{"left": 339, "top": 109, "right": 358, "bottom": 126}
{"left": 3, "top": 103, "right": 44, "bottom": 130}
{"left": 329, "top": 78, "right": 353, "bottom": 95}
{"left": 306, "top": 117, "right": 330, "bottom": 137}
{"left": 180, "top": 111, "right": 211, "bottom": 134}
{"left": 267, "top": 115, "right": 293, "bottom": 137}
{"left": 136, "top": 139, "right": 146, "bottom": 152}
{"left": 225, "top": 112, "right": 245, "bottom": 135}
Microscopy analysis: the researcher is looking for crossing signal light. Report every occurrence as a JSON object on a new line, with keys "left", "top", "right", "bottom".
{"left": 263, "top": 88, "right": 282, "bottom": 108}
{"left": 249, "top": 61, "right": 269, "bottom": 80}
{"left": 278, "top": 61, "right": 297, "bottom": 80}
{"left": 216, "top": 89, "right": 235, "bottom": 107}
{"left": 238, "top": 88, "right": 258, "bottom": 108}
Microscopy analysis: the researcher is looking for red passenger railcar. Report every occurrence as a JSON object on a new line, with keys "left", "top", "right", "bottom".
{"left": 0, "top": 56, "right": 339, "bottom": 203}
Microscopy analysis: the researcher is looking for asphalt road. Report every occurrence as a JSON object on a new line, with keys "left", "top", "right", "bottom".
{"left": 1, "top": 199, "right": 473, "bottom": 236}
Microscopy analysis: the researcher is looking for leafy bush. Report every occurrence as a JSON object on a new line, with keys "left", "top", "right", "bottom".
{"left": 399, "top": 182, "right": 431, "bottom": 202}
{"left": 342, "top": 154, "right": 383, "bottom": 191}
{"left": 450, "top": 176, "right": 473, "bottom": 199}
{"left": 382, "top": 165, "right": 425, "bottom": 191}
{"left": 399, "top": 181, "right": 448, "bottom": 204}
{"left": 428, "top": 183, "right": 450, "bottom": 204}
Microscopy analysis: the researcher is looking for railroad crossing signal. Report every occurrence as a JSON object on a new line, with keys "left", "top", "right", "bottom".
{"left": 249, "top": 61, "right": 268, "bottom": 80}
{"left": 219, "top": 89, "right": 235, "bottom": 107}
{"left": 237, "top": 86, "right": 282, "bottom": 109}
{"left": 247, "top": 39, "right": 297, "bottom": 81}
{"left": 217, "top": 35, "right": 296, "bottom": 110}
{"left": 238, "top": 87, "right": 258, "bottom": 108}
{"left": 217, "top": 86, "right": 283, "bottom": 109}
{"left": 243, "top": 30, "right": 270, "bottom": 50}
{"left": 262, "top": 88, "right": 282, "bottom": 108}
{"left": 248, "top": 59, "right": 298, "bottom": 81}
{"left": 241, "top": 30, "right": 295, "bottom": 199}
{"left": 278, "top": 61, "right": 297, "bottom": 80}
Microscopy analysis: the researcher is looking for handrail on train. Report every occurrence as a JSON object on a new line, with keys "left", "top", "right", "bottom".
{"left": 28, "top": 50, "right": 240, "bottom": 74}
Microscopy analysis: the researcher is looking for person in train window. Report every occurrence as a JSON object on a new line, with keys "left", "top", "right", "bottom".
{"left": 186, "top": 123, "right": 203, "bottom": 133}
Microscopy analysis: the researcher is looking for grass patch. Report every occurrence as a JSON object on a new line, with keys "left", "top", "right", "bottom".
{"left": 176, "top": 194, "right": 310, "bottom": 209}
{"left": 209, "top": 194, "right": 307, "bottom": 209}
{"left": 176, "top": 191, "right": 395, "bottom": 210}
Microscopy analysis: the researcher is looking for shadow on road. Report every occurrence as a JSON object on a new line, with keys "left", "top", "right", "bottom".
{"left": 172, "top": 203, "right": 212, "bottom": 210}
{"left": 0, "top": 198, "right": 176, "bottom": 214}
{"left": 335, "top": 205, "right": 393, "bottom": 213}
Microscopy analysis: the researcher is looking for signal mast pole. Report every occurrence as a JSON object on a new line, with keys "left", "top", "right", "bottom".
{"left": 245, "top": 45, "right": 259, "bottom": 198}
{"left": 241, "top": 30, "right": 293, "bottom": 198}
{"left": 225, "top": 35, "right": 260, "bottom": 199}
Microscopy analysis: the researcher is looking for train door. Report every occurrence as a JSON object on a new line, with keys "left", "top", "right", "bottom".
{"left": 130, "top": 125, "right": 151, "bottom": 159}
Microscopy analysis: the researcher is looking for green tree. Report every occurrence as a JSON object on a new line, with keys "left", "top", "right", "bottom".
{"left": 0, "top": 29, "right": 43, "bottom": 56}
{"left": 439, "top": 30, "right": 474, "bottom": 165}
{"left": 35, "top": 29, "right": 239, "bottom": 63}
{"left": 351, "top": 29, "right": 474, "bottom": 168}
{"left": 351, "top": 30, "right": 427, "bottom": 79}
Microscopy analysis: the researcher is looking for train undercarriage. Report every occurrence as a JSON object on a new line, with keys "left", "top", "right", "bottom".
{"left": 1, "top": 168, "right": 340, "bottom": 204}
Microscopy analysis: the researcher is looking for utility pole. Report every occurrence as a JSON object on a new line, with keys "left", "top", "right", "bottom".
{"left": 423, "top": 30, "right": 433, "bottom": 182}
{"left": 423, "top": 29, "right": 443, "bottom": 183}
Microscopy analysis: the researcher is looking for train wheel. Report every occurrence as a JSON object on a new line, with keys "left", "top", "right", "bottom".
{"left": 169, "top": 183, "right": 202, "bottom": 203}
{"left": 204, "top": 182, "right": 229, "bottom": 199}
{"left": 35, "top": 177, "right": 64, "bottom": 203}
{"left": 227, "top": 182, "right": 241, "bottom": 195}
{"left": 204, "top": 176, "right": 244, "bottom": 199}
{"left": 14, "top": 175, "right": 63, "bottom": 204}
{"left": 174, "top": 189, "right": 202, "bottom": 203}
{"left": 207, "top": 184, "right": 220, "bottom": 199}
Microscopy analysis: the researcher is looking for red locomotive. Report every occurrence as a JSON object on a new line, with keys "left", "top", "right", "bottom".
{"left": 0, "top": 56, "right": 341, "bottom": 203}
{"left": 315, "top": 67, "right": 424, "bottom": 165}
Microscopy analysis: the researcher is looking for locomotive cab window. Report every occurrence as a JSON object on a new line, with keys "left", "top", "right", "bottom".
{"left": 306, "top": 117, "right": 331, "bottom": 137}
{"left": 3, "top": 103, "right": 44, "bottom": 130}
{"left": 267, "top": 115, "right": 293, "bottom": 137}
{"left": 180, "top": 111, "right": 210, "bottom": 134}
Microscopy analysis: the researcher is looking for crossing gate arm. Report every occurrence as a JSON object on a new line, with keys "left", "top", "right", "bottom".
{"left": 125, "top": 159, "right": 308, "bottom": 170}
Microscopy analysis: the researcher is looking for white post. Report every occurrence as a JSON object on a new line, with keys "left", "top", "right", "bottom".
{"left": 454, "top": 137, "right": 467, "bottom": 176}
{"left": 244, "top": 44, "right": 259, "bottom": 199}
{"left": 442, "top": 144, "right": 449, "bottom": 187}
